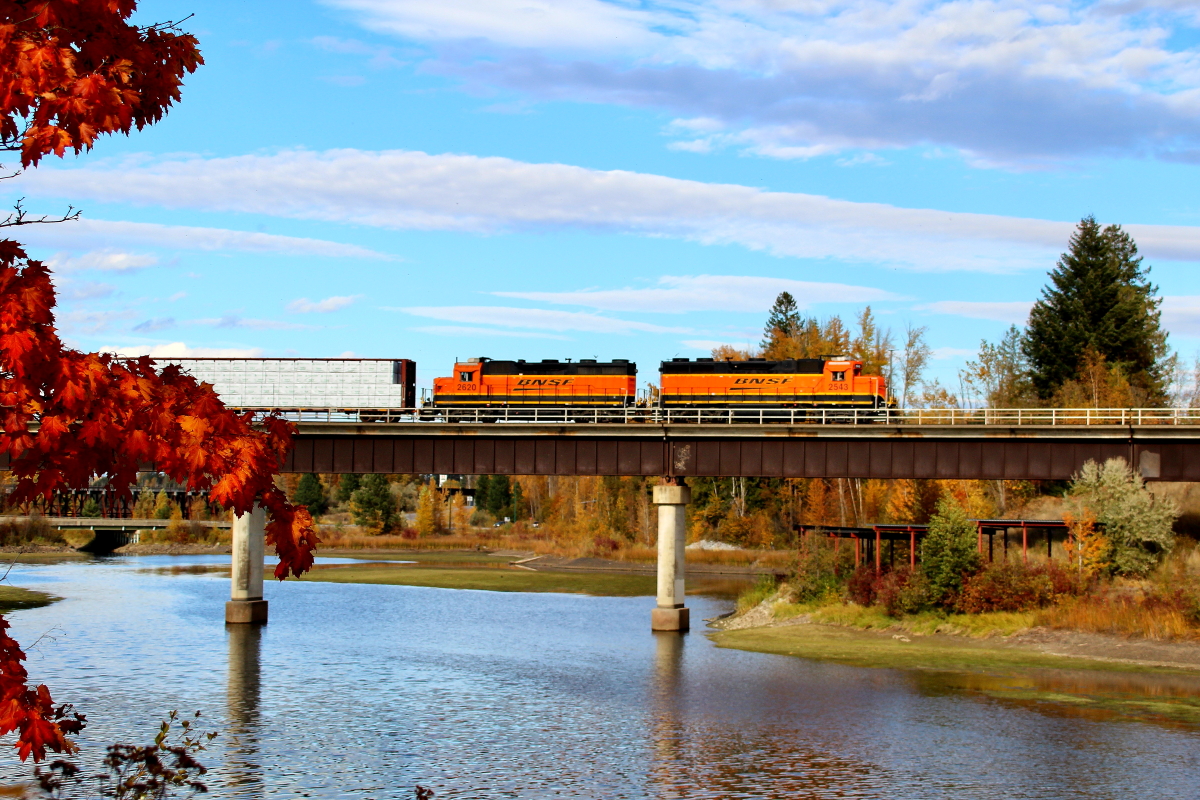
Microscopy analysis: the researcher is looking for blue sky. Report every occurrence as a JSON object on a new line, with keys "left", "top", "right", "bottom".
{"left": 7, "top": 0, "right": 1200, "bottom": 395}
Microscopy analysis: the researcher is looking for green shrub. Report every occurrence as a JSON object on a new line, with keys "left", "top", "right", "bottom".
{"left": 293, "top": 473, "right": 328, "bottom": 517}
{"left": 920, "top": 498, "right": 982, "bottom": 606}
{"left": 737, "top": 574, "right": 778, "bottom": 613}
{"left": 956, "top": 562, "right": 1055, "bottom": 613}
{"left": 875, "top": 567, "right": 932, "bottom": 617}
{"left": 1069, "top": 457, "right": 1178, "bottom": 576}
{"left": 791, "top": 534, "right": 853, "bottom": 602}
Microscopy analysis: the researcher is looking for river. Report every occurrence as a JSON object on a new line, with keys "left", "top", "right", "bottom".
{"left": 1, "top": 555, "right": 1198, "bottom": 799}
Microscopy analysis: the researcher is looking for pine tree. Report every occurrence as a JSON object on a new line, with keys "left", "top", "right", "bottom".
{"left": 487, "top": 475, "right": 512, "bottom": 519}
{"left": 153, "top": 489, "right": 173, "bottom": 520}
{"left": 335, "top": 474, "right": 361, "bottom": 505}
{"left": 761, "top": 291, "right": 801, "bottom": 351}
{"left": 294, "top": 473, "right": 328, "bottom": 517}
{"left": 475, "top": 475, "right": 491, "bottom": 517}
{"left": 1024, "top": 217, "right": 1169, "bottom": 401}
{"left": 350, "top": 474, "right": 397, "bottom": 532}
{"left": 511, "top": 480, "right": 526, "bottom": 521}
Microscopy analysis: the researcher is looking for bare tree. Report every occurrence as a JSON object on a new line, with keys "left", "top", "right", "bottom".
{"left": 901, "top": 324, "right": 931, "bottom": 407}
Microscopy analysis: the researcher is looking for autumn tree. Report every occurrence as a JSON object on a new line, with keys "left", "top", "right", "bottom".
{"left": 1024, "top": 217, "right": 1169, "bottom": 402}
{"left": 961, "top": 326, "right": 1034, "bottom": 408}
{"left": 0, "top": 1, "right": 318, "bottom": 766}
{"left": 350, "top": 474, "right": 398, "bottom": 532}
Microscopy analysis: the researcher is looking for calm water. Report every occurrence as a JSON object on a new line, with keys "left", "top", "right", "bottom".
{"left": 1, "top": 555, "right": 1199, "bottom": 799}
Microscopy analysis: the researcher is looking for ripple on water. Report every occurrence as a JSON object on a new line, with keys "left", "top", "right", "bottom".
{"left": 0, "top": 555, "right": 1198, "bottom": 799}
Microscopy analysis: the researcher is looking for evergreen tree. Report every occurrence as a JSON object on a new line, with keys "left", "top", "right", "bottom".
{"left": 335, "top": 473, "right": 361, "bottom": 505}
{"left": 919, "top": 497, "right": 981, "bottom": 606}
{"left": 294, "top": 473, "right": 328, "bottom": 517}
{"left": 153, "top": 489, "right": 173, "bottom": 520}
{"left": 350, "top": 474, "right": 397, "bottom": 531}
{"left": 486, "top": 475, "right": 512, "bottom": 518}
{"left": 510, "top": 480, "right": 526, "bottom": 521}
{"left": 1024, "top": 217, "right": 1169, "bottom": 400}
{"left": 761, "top": 291, "right": 801, "bottom": 351}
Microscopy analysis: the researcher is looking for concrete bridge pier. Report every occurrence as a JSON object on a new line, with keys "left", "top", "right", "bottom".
{"left": 651, "top": 482, "right": 691, "bottom": 632}
{"left": 226, "top": 504, "right": 268, "bottom": 624}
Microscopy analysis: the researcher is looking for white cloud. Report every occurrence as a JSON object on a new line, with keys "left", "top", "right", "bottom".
{"left": 287, "top": 295, "right": 360, "bottom": 313}
{"left": 410, "top": 325, "right": 570, "bottom": 340}
{"left": 324, "top": 0, "right": 665, "bottom": 52}
{"left": 14, "top": 218, "right": 392, "bottom": 259}
{"left": 23, "top": 149, "right": 1200, "bottom": 272}
{"left": 345, "top": 0, "right": 1200, "bottom": 165}
{"left": 1162, "top": 296, "right": 1200, "bottom": 337}
{"left": 103, "top": 342, "right": 265, "bottom": 358}
{"left": 132, "top": 317, "right": 177, "bottom": 333}
{"left": 919, "top": 300, "right": 1034, "bottom": 323}
{"left": 190, "top": 314, "right": 313, "bottom": 331}
{"left": 47, "top": 250, "right": 158, "bottom": 273}
{"left": 496, "top": 274, "right": 898, "bottom": 312}
{"left": 400, "top": 305, "right": 691, "bottom": 334}
{"left": 54, "top": 278, "right": 117, "bottom": 301}
{"left": 57, "top": 309, "right": 133, "bottom": 335}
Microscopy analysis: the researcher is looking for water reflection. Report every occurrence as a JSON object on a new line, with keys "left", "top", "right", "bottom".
{"left": 226, "top": 623, "right": 262, "bottom": 798}
{"left": 2, "top": 555, "right": 1200, "bottom": 800}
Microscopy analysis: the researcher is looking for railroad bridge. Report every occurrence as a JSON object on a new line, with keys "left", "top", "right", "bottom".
{"left": 218, "top": 407, "right": 1200, "bottom": 631}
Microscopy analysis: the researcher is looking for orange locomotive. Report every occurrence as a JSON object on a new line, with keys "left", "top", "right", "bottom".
{"left": 430, "top": 357, "right": 637, "bottom": 408}
{"left": 658, "top": 357, "right": 890, "bottom": 410}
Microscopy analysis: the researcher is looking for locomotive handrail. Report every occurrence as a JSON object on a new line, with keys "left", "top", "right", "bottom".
{"left": 227, "top": 406, "right": 1200, "bottom": 426}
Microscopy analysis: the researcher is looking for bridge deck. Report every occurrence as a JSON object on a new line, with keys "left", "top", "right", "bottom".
{"left": 287, "top": 421, "right": 1199, "bottom": 480}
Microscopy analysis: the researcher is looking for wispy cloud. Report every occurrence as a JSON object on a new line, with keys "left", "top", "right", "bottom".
{"left": 132, "top": 317, "right": 177, "bottom": 333}
{"left": 103, "top": 342, "right": 265, "bottom": 358}
{"left": 399, "top": 305, "right": 691, "bottom": 334}
{"left": 496, "top": 275, "right": 898, "bottom": 313}
{"left": 14, "top": 218, "right": 393, "bottom": 259}
{"left": 287, "top": 295, "right": 360, "bottom": 313}
{"left": 190, "top": 314, "right": 313, "bottom": 331}
{"left": 23, "top": 149, "right": 1200, "bottom": 272}
{"left": 325, "top": 0, "right": 1200, "bottom": 165}
{"left": 48, "top": 250, "right": 158, "bottom": 273}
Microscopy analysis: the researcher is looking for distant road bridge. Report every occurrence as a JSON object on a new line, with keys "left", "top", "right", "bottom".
{"left": 278, "top": 406, "right": 1200, "bottom": 481}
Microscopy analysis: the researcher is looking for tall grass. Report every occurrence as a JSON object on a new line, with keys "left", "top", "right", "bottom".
{"left": 315, "top": 524, "right": 795, "bottom": 567}
{"left": 0, "top": 516, "right": 65, "bottom": 547}
{"left": 1035, "top": 597, "right": 1197, "bottom": 641}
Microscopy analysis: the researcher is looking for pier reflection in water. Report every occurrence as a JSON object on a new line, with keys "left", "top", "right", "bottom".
{"left": 0, "top": 555, "right": 1198, "bottom": 799}
{"left": 226, "top": 623, "right": 262, "bottom": 798}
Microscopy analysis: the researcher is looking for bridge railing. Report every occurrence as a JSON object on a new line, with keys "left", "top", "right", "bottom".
{"left": 229, "top": 406, "right": 1200, "bottom": 426}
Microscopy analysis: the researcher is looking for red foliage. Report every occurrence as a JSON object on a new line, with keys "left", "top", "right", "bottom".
{"left": 0, "top": 617, "right": 85, "bottom": 761}
{"left": 0, "top": 1, "right": 202, "bottom": 166}
{"left": 0, "top": 244, "right": 319, "bottom": 760}
{"left": 954, "top": 561, "right": 1083, "bottom": 614}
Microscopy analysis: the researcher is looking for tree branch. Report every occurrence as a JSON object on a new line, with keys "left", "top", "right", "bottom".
{"left": 0, "top": 198, "right": 80, "bottom": 229}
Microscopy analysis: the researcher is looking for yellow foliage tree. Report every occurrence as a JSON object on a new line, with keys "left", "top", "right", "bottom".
{"left": 1063, "top": 509, "right": 1110, "bottom": 578}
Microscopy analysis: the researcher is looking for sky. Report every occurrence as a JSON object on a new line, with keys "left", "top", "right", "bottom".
{"left": 7, "top": 0, "right": 1200, "bottom": 395}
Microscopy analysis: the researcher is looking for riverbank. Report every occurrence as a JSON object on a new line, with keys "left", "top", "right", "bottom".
{"left": 711, "top": 599, "right": 1200, "bottom": 725}
{"left": 0, "top": 584, "right": 59, "bottom": 613}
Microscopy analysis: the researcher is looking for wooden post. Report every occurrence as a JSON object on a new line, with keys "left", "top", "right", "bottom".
{"left": 909, "top": 528, "right": 916, "bottom": 567}
{"left": 1022, "top": 522, "right": 1028, "bottom": 564}
{"left": 875, "top": 527, "right": 882, "bottom": 575}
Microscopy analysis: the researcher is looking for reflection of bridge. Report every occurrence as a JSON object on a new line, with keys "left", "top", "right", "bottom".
{"left": 219, "top": 410, "right": 1200, "bottom": 632}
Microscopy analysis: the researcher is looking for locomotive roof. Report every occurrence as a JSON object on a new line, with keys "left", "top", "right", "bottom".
{"left": 659, "top": 357, "right": 827, "bottom": 375}
{"left": 477, "top": 358, "right": 637, "bottom": 376}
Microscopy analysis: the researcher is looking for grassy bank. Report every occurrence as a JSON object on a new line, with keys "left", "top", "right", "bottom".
{"left": 0, "top": 585, "right": 59, "bottom": 613}
{"left": 713, "top": 623, "right": 1200, "bottom": 726}
{"left": 300, "top": 562, "right": 658, "bottom": 596}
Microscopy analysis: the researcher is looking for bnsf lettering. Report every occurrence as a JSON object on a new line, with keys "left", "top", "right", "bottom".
{"left": 732, "top": 377, "right": 792, "bottom": 385}
{"left": 515, "top": 378, "right": 574, "bottom": 387}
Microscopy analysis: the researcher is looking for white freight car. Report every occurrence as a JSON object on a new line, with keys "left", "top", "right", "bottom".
{"left": 163, "top": 358, "right": 416, "bottom": 409}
